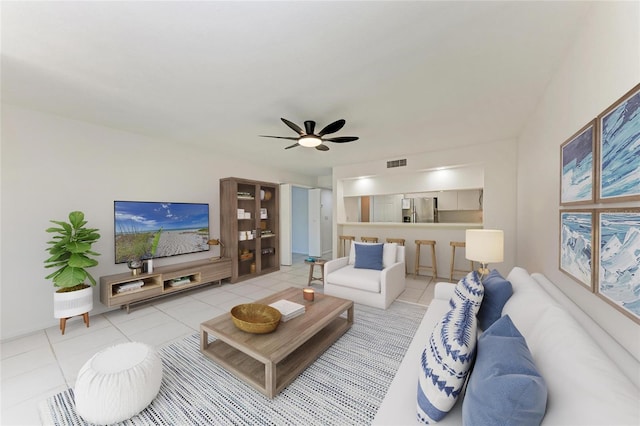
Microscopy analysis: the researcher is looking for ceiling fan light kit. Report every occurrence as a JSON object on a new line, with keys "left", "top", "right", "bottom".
{"left": 298, "top": 136, "right": 322, "bottom": 148}
{"left": 260, "top": 117, "right": 359, "bottom": 151}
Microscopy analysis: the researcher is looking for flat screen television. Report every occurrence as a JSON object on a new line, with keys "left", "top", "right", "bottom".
{"left": 114, "top": 201, "right": 210, "bottom": 264}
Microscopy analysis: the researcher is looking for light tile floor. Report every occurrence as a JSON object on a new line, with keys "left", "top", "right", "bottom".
{"left": 1, "top": 254, "right": 438, "bottom": 425}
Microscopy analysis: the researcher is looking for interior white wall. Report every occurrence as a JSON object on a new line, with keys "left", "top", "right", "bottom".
{"left": 320, "top": 189, "right": 333, "bottom": 256}
{"left": 517, "top": 1, "right": 640, "bottom": 360}
{"left": 316, "top": 175, "right": 332, "bottom": 189}
{"left": 279, "top": 183, "right": 293, "bottom": 266}
{"left": 341, "top": 166, "right": 484, "bottom": 197}
{"left": 0, "top": 105, "right": 314, "bottom": 340}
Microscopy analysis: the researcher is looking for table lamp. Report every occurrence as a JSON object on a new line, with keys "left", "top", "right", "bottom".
{"left": 207, "top": 238, "right": 225, "bottom": 260}
{"left": 465, "top": 229, "right": 504, "bottom": 279}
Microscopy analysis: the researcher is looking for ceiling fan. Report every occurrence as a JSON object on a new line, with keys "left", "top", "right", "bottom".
{"left": 259, "top": 118, "right": 359, "bottom": 151}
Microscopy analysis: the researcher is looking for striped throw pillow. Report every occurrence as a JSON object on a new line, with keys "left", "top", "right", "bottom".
{"left": 417, "top": 271, "right": 484, "bottom": 423}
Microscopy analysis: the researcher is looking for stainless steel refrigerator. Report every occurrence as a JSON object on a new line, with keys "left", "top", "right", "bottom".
{"left": 401, "top": 197, "right": 437, "bottom": 223}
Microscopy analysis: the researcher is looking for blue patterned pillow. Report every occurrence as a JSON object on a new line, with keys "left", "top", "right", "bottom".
{"left": 449, "top": 270, "right": 485, "bottom": 310}
{"left": 417, "top": 272, "right": 484, "bottom": 423}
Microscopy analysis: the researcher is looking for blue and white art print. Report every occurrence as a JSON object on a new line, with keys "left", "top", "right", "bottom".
{"left": 561, "top": 122, "right": 594, "bottom": 204}
{"left": 560, "top": 211, "right": 593, "bottom": 289}
{"left": 598, "top": 84, "right": 640, "bottom": 202}
{"left": 597, "top": 209, "right": 640, "bottom": 323}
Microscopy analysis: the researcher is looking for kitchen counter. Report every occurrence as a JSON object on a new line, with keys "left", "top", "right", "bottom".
{"left": 337, "top": 222, "right": 483, "bottom": 278}
{"left": 338, "top": 222, "right": 483, "bottom": 229}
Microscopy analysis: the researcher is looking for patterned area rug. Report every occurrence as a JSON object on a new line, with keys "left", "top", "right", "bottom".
{"left": 40, "top": 301, "right": 426, "bottom": 425}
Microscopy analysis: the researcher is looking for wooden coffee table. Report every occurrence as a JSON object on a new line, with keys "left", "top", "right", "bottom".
{"left": 200, "top": 287, "right": 353, "bottom": 398}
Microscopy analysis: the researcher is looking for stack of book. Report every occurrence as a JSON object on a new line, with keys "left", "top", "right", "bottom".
{"left": 237, "top": 191, "right": 253, "bottom": 200}
{"left": 269, "top": 299, "right": 305, "bottom": 322}
{"left": 168, "top": 277, "right": 191, "bottom": 287}
{"left": 115, "top": 280, "right": 144, "bottom": 293}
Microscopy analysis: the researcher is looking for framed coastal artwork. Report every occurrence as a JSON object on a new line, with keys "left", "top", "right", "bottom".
{"left": 560, "top": 120, "right": 595, "bottom": 205}
{"left": 559, "top": 210, "right": 594, "bottom": 290}
{"left": 595, "top": 208, "right": 640, "bottom": 324}
{"left": 597, "top": 83, "right": 640, "bottom": 203}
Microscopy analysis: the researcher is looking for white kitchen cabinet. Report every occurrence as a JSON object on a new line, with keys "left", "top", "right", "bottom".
{"left": 437, "top": 191, "right": 458, "bottom": 210}
{"left": 457, "top": 189, "right": 482, "bottom": 210}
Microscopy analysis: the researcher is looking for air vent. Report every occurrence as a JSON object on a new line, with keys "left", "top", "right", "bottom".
{"left": 387, "top": 159, "right": 407, "bottom": 168}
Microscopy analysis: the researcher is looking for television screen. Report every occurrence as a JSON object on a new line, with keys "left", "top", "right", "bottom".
{"left": 114, "top": 201, "right": 210, "bottom": 264}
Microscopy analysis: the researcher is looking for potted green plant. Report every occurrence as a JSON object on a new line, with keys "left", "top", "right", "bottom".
{"left": 44, "top": 211, "right": 100, "bottom": 328}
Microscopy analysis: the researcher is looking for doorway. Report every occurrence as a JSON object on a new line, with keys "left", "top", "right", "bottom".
{"left": 280, "top": 184, "right": 333, "bottom": 265}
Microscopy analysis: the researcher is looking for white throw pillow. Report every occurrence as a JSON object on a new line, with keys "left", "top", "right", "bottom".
{"left": 348, "top": 242, "right": 397, "bottom": 268}
{"left": 383, "top": 243, "right": 398, "bottom": 268}
{"left": 348, "top": 241, "right": 358, "bottom": 264}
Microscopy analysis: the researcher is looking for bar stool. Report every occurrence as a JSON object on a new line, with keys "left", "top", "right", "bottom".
{"left": 361, "top": 237, "right": 378, "bottom": 243}
{"left": 338, "top": 235, "right": 355, "bottom": 258}
{"left": 385, "top": 238, "right": 405, "bottom": 246}
{"left": 386, "top": 238, "right": 407, "bottom": 273}
{"left": 449, "top": 241, "right": 475, "bottom": 281}
{"left": 415, "top": 240, "right": 437, "bottom": 278}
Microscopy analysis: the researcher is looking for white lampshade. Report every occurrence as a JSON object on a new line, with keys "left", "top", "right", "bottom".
{"left": 298, "top": 135, "right": 322, "bottom": 147}
{"left": 465, "top": 229, "right": 504, "bottom": 263}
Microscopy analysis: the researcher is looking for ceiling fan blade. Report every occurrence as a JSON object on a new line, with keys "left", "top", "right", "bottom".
{"left": 259, "top": 135, "right": 300, "bottom": 141}
{"left": 280, "top": 118, "right": 305, "bottom": 136}
{"left": 304, "top": 120, "right": 316, "bottom": 135}
{"left": 323, "top": 136, "right": 359, "bottom": 143}
{"left": 318, "top": 119, "right": 346, "bottom": 136}
{"left": 315, "top": 144, "right": 330, "bottom": 151}
{"left": 285, "top": 143, "right": 300, "bottom": 149}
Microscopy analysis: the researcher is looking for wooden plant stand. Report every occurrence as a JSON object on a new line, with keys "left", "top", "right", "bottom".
{"left": 60, "top": 312, "right": 90, "bottom": 335}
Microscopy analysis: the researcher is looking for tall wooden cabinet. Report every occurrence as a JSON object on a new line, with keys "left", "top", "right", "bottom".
{"left": 220, "top": 177, "right": 280, "bottom": 283}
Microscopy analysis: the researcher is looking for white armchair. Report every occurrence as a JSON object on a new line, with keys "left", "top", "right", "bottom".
{"left": 324, "top": 245, "right": 406, "bottom": 309}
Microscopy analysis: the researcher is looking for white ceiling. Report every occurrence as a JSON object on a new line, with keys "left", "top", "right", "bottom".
{"left": 1, "top": 1, "right": 591, "bottom": 177}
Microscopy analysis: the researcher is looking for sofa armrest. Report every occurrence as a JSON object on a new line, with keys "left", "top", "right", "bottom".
{"left": 324, "top": 257, "right": 349, "bottom": 284}
{"left": 434, "top": 282, "right": 456, "bottom": 301}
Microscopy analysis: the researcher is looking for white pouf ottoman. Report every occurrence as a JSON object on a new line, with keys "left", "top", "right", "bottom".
{"left": 74, "top": 342, "right": 163, "bottom": 425}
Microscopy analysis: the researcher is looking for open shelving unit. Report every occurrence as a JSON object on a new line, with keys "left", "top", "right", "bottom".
{"left": 220, "top": 177, "right": 280, "bottom": 283}
{"left": 100, "top": 258, "right": 232, "bottom": 311}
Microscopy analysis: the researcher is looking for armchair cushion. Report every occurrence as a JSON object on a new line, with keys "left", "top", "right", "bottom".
{"left": 354, "top": 243, "right": 384, "bottom": 270}
{"left": 324, "top": 265, "right": 382, "bottom": 293}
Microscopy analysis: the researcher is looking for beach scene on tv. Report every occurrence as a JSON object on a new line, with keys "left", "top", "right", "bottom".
{"left": 114, "top": 201, "right": 209, "bottom": 263}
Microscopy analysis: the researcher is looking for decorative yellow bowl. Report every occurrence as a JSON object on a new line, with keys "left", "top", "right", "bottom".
{"left": 230, "top": 304, "right": 281, "bottom": 334}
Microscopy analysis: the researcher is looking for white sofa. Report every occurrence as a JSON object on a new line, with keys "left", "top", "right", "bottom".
{"left": 324, "top": 245, "right": 406, "bottom": 310}
{"left": 374, "top": 267, "right": 640, "bottom": 425}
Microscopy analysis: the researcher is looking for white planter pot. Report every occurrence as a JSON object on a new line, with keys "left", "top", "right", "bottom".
{"left": 54, "top": 286, "right": 93, "bottom": 319}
